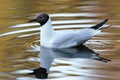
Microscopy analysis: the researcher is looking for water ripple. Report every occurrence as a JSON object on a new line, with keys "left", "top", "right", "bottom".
{"left": 50, "top": 13, "right": 104, "bottom": 17}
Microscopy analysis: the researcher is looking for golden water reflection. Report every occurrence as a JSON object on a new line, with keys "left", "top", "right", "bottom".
{"left": 0, "top": 0, "right": 120, "bottom": 80}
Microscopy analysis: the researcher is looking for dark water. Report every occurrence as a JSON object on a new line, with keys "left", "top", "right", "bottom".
{"left": 0, "top": 0, "right": 120, "bottom": 80}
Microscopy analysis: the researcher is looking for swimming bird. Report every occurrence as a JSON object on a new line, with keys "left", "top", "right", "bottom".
{"left": 29, "top": 13, "right": 110, "bottom": 48}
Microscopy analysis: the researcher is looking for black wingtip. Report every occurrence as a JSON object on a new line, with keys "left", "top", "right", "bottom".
{"left": 94, "top": 56, "right": 111, "bottom": 63}
{"left": 90, "top": 19, "right": 109, "bottom": 30}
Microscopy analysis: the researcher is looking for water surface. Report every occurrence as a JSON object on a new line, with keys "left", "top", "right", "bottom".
{"left": 0, "top": 0, "right": 120, "bottom": 80}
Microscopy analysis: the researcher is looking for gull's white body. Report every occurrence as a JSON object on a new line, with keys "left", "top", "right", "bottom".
{"left": 40, "top": 18, "right": 100, "bottom": 48}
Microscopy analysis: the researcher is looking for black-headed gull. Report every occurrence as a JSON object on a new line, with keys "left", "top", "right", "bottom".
{"left": 29, "top": 13, "right": 110, "bottom": 48}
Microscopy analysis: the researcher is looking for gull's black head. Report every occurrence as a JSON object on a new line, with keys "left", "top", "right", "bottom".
{"left": 29, "top": 13, "right": 49, "bottom": 26}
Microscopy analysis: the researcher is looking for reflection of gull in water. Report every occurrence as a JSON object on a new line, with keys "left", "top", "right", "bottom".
{"left": 28, "top": 45, "right": 111, "bottom": 79}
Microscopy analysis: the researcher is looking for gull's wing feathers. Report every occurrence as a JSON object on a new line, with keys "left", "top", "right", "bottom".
{"left": 51, "top": 29, "right": 98, "bottom": 48}
{"left": 51, "top": 32, "right": 78, "bottom": 48}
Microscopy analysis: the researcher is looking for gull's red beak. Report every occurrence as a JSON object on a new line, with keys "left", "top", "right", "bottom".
{"left": 28, "top": 19, "right": 36, "bottom": 22}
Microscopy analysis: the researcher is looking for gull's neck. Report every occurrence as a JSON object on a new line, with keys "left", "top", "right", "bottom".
{"left": 40, "top": 18, "right": 54, "bottom": 43}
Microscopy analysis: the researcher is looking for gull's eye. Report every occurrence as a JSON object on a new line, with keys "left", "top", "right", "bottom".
{"left": 39, "top": 16, "right": 44, "bottom": 19}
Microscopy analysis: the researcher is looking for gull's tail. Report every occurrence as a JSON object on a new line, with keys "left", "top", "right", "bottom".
{"left": 90, "top": 19, "right": 109, "bottom": 30}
